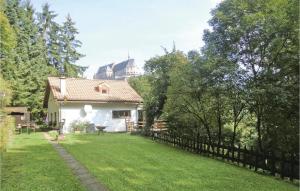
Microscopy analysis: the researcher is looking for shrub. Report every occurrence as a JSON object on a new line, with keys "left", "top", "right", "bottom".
{"left": 0, "top": 115, "right": 15, "bottom": 152}
{"left": 70, "top": 120, "right": 91, "bottom": 132}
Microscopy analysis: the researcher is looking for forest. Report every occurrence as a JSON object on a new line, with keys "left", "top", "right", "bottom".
{"left": 0, "top": 0, "right": 84, "bottom": 121}
{"left": 129, "top": 0, "right": 299, "bottom": 154}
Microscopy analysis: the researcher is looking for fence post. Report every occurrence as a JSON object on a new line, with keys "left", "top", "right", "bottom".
{"left": 193, "top": 135, "right": 197, "bottom": 153}
{"left": 184, "top": 135, "right": 187, "bottom": 150}
{"left": 231, "top": 145, "right": 235, "bottom": 162}
{"left": 208, "top": 141, "right": 211, "bottom": 156}
{"left": 262, "top": 151, "right": 267, "bottom": 173}
{"left": 249, "top": 147, "right": 254, "bottom": 169}
{"left": 203, "top": 138, "right": 206, "bottom": 154}
{"left": 222, "top": 143, "right": 225, "bottom": 160}
{"left": 179, "top": 134, "right": 182, "bottom": 148}
{"left": 270, "top": 150, "right": 276, "bottom": 176}
{"left": 280, "top": 152, "right": 285, "bottom": 179}
{"left": 226, "top": 145, "right": 230, "bottom": 161}
{"left": 200, "top": 138, "right": 203, "bottom": 153}
{"left": 197, "top": 133, "right": 200, "bottom": 154}
{"left": 243, "top": 146, "right": 247, "bottom": 167}
{"left": 254, "top": 148, "right": 258, "bottom": 172}
{"left": 290, "top": 153, "right": 294, "bottom": 182}
{"left": 172, "top": 132, "right": 175, "bottom": 147}
{"left": 237, "top": 144, "right": 241, "bottom": 165}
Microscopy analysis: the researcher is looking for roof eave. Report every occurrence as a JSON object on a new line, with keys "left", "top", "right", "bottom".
{"left": 56, "top": 99, "right": 143, "bottom": 104}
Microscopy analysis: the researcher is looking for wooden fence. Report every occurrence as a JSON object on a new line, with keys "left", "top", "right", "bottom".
{"left": 151, "top": 131, "right": 299, "bottom": 181}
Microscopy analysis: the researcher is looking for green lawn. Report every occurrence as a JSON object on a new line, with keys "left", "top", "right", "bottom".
{"left": 0, "top": 132, "right": 86, "bottom": 191}
{"left": 60, "top": 133, "right": 298, "bottom": 191}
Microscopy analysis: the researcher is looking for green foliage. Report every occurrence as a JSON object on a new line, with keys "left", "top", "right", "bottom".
{"left": 0, "top": 11, "right": 16, "bottom": 56}
{"left": 70, "top": 120, "right": 91, "bottom": 132}
{"left": 61, "top": 14, "right": 85, "bottom": 77}
{"left": 143, "top": 49, "right": 188, "bottom": 127}
{"left": 139, "top": 0, "right": 299, "bottom": 154}
{"left": 202, "top": 0, "right": 299, "bottom": 152}
{"left": 0, "top": 0, "right": 84, "bottom": 122}
{"left": 0, "top": 76, "right": 12, "bottom": 107}
{"left": 37, "top": 5, "right": 85, "bottom": 76}
{"left": 128, "top": 76, "right": 151, "bottom": 98}
{"left": 0, "top": 115, "right": 14, "bottom": 152}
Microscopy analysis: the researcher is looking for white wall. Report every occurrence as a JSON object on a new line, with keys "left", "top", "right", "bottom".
{"left": 60, "top": 102, "right": 140, "bottom": 133}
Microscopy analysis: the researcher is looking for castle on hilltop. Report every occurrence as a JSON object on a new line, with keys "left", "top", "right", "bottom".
{"left": 93, "top": 58, "right": 140, "bottom": 80}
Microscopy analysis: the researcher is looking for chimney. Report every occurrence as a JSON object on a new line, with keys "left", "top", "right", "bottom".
{"left": 59, "top": 76, "right": 66, "bottom": 96}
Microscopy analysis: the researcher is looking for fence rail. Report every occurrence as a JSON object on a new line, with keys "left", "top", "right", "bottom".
{"left": 150, "top": 131, "right": 299, "bottom": 181}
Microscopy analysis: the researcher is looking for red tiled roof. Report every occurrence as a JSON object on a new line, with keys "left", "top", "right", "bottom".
{"left": 47, "top": 77, "right": 143, "bottom": 103}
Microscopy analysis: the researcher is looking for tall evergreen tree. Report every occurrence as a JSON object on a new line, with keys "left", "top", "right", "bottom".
{"left": 37, "top": 3, "right": 57, "bottom": 40}
{"left": 3, "top": 0, "right": 56, "bottom": 121}
{"left": 1, "top": 0, "right": 84, "bottom": 122}
{"left": 61, "top": 14, "right": 85, "bottom": 77}
{"left": 37, "top": 3, "right": 62, "bottom": 69}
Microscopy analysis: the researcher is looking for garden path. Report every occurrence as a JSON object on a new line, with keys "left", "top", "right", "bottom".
{"left": 43, "top": 133, "right": 108, "bottom": 191}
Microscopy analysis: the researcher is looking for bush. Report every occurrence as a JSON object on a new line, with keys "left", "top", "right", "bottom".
{"left": 0, "top": 115, "right": 15, "bottom": 152}
{"left": 70, "top": 120, "right": 91, "bottom": 132}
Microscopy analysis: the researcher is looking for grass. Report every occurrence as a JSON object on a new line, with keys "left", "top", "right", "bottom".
{"left": 60, "top": 133, "right": 298, "bottom": 191}
{"left": 0, "top": 132, "right": 86, "bottom": 191}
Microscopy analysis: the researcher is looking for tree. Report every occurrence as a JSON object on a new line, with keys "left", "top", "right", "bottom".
{"left": 37, "top": 3, "right": 63, "bottom": 69}
{"left": 0, "top": 11, "right": 16, "bottom": 58}
{"left": 1, "top": 0, "right": 85, "bottom": 122}
{"left": 0, "top": 0, "right": 16, "bottom": 81}
{"left": 0, "top": 75, "right": 12, "bottom": 107}
{"left": 61, "top": 14, "right": 85, "bottom": 77}
{"left": 144, "top": 49, "right": 187, "bottom": 127}
{"left": 202, "top": 0, "right": 299, "bottom": 152}
{"left": 37, "top": 3, "right": 57, "bottom": 40}
{"left": 2, "top": 0, "right": 57, "bottom": 121}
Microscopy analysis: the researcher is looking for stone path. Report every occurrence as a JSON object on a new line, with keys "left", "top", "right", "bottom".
{"left": 43, "top": 133, "right": 108, "bottom": 191}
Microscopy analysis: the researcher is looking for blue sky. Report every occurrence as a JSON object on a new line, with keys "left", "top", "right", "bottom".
{"left": 30, "top": 0, "right": 221, "bottom": 78}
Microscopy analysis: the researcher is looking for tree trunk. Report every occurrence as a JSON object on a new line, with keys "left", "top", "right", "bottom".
{"left": 231, "top": 121, "right": 237, "bottom": 148}
{"left": 204, "top": 123, "right": 212, "bottom": 144}
{"left": 216, "top": 93, "right": 222, "bottom": 146}
{"left": 256, "top": 114, "right": 263, "bottom": 152}
{"left": 217, "top": 112, "right": 222, "bottom": 145}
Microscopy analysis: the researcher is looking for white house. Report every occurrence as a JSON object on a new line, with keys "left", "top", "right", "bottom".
{"left": 43, "top": 77, "right": 143, "bottom": 133}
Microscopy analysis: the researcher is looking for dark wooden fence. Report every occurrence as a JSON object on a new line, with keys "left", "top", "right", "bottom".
{"left": 150, "top": 131, "right": 299, "bottom": 181}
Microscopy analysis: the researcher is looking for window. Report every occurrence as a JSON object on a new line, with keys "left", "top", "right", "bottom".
{"left": 50, "top": 113, "right": 53, "bottom": 122}
{"left": 112, "top": 110, "right": 131, "bottom": 119}
{"left": 96, "top": 83, "right": 110, "bottom": 94}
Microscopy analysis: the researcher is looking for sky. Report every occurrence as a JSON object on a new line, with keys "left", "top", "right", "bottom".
{"left": 30, "top": 0, "right": 222, "bottom": 78}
